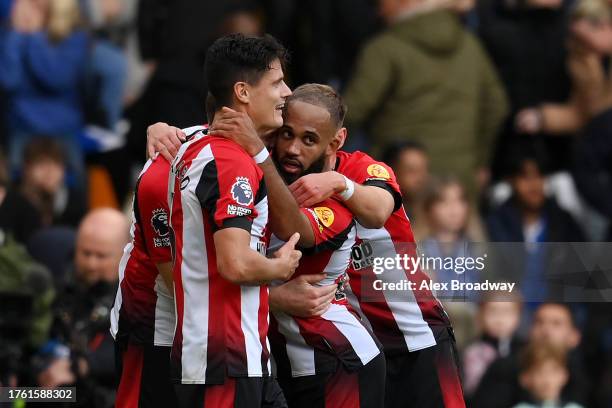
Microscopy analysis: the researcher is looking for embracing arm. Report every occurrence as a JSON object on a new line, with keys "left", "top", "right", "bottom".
{"left": 214, "top": 228, "right": 301, "bottom": 285}
{"left": 289, "top": 171, "right": 395, "bottom": 229}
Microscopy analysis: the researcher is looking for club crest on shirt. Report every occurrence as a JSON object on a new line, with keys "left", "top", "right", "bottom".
{"left": 366, "top": 164, "right": 390, "bottom": 180}
{"left": 151, "top": 208, "right": 171, "bottom": 247}
{"left": 314, "top": 207, "right": 334, "bottom": 228}
{"left": 231, "top": 177, "right": 253, "bottom": 206}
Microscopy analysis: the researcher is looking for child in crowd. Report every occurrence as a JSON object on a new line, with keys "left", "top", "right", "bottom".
{"left": 514, "top": 342, "right": 584, "bottom": 408}
{"left": 420, "top": 175, "right": 485, "bottom": 346}
{"left": 463, "top": 291, "right": 523, "bottom": 397}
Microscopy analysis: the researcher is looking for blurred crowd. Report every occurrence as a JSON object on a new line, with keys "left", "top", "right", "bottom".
{"left": 0, "top": 0, "right": 611, "bottom": 407}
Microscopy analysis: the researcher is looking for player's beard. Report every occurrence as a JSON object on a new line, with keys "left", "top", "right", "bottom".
{"left": 273, "top": 151, "right": 327, "bottom": 185}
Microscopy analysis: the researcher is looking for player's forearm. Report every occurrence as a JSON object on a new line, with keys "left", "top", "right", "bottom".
{"left": 259, "top": 158, "right": 315, "bottom": 246}
{"left": 345, "top": 184, "right": 394, "bottom": 229}
{"left": 220, "top": 248, "right": 286, "bottom": 285}
{"left": 156, "top": 262, "right": 174, "bottom": 293}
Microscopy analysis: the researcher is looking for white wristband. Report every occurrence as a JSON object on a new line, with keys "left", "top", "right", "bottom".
{"left": 253, "top": 146, "right": 269, "bottom": 164}
{"left": 338, "top": 175, "right": 355, "bottom": 201}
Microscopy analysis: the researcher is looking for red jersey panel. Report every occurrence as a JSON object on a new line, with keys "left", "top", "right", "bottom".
{"left": 110, "top": 155, "right": 175, "bottom": 347}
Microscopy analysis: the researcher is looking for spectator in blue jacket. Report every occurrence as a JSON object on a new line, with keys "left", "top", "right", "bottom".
{"left": 0, "top": 0, "right": 88, "bottom": 187}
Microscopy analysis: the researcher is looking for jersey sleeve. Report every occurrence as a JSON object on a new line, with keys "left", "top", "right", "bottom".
{"left": 196, "top": 141, "right": 262, "bottom": 232}
{"left": 338, "top": 152, "right": 402, "bottom": 212}
{"left": 137, "top": 159, "right": 173, "bottom": 263}
{"left": 301, "top": 198, "right": 355, "bottom": 252}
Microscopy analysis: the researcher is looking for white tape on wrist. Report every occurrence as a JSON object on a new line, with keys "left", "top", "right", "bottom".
{"left": 338, "top": 175, "right": 355, "bottom": 201}
{"left": 253, "top": 147, "right": 269, "bottom": 164}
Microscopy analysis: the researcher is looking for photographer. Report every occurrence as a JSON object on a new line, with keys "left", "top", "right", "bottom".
{"left": 45, "top": 208, "right": 128, "bottom": 407}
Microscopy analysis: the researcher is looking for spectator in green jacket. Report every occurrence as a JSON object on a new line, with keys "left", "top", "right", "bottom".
{"left": 344, "top": 0, "right": 508, "bottom": 199}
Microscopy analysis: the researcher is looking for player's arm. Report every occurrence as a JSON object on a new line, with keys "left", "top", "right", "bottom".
{"left": 215, "top": 230, "right": 301, "bottom": 285}
{"left": 289, "top": 171, "right": 395, "bottom": 229}
{"left": 156, "top": 262, "right": 173, "bottom": 292}
{"left": 269, "top": 274, "right": 336, "bottom": 317}
{"left": 209, "top": 108, "right": 316, "bottom": 247}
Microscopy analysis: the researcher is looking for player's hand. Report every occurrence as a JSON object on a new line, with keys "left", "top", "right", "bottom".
{"left": 209, "top": 107, "right": 265, "bottom": 157}
{"left": 289, "top": 171, "right": 346, "bottom": 207}
{"left": 270, "top": 273, "right": 337, "bottom": 317}
{"left": 146, "top": 122, "right": 185, "bottom": 161}
{"left": 515, "top": 108, "right": 543, "bottom": 134}
{"left": 273, "top": 232, "right": 302, "bottom": 281}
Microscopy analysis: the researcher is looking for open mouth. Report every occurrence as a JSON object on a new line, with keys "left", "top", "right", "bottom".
{"left": 275, "top": 103, "right": 285, "bottom": 111}
{"left": 281, "top": 158, "right": 302, "bottom": 174}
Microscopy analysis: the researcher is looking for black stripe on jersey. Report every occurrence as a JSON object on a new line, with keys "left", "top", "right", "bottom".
{"left": 185, "top": 127, "right": 207, "bottom": 142}
{"left": 363, "top": 179, "right": 402, "bottom": 212}
{"left": 301, "top": 220, "right": 355, "bottom": 255}
{"left": 254, "top": 178, "right": 267, "bottom": 205}
{"left": 221, "top": 217, "right": 253, "bottom": 232}
{"left": 195, "top": 160, "right": 221, "bottom": 230}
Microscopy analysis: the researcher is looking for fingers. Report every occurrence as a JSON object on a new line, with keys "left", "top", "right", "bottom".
{"left": 159, "top": 145, "right": 174, "bottom": 162}
{"left": 285, "top": 232, "right": 300, "bottom": 249}
{"left": 300, "top": 273, "right": 327, "bottom": 284}
{"left": 147, "top": 142, "right": 156, "bottom": 160}
{"left": 173, "top": 127, "right": 186, "bottom": 143}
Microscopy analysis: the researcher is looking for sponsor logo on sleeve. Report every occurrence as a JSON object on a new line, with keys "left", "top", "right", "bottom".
{"left": 313, "top": 207, "right": 335, "bottom": 228}
{"left": 151, "top": 208, "right": 171, "bottom": 247}
{"left": 366, "top": 163, "right": 390, "bottom": 180}
{"left": 231, "top": 177, "right": 254, "bottom": 206}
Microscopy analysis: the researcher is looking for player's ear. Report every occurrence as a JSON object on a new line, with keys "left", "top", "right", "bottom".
{"left": 329, "top": 128, "right": 347, "bottom": 153}
{"left": 234, "top": 82, "right": 249, "bottom": 104}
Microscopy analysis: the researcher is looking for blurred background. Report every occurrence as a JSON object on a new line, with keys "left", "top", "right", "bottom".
{"left": 0, "top": 0, "right": 611, "bottom": 406}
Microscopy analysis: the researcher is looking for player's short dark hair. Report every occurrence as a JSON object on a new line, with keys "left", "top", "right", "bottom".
{"left": 205, "top": 33, "right": 289, "bottom": 108}
{"left": 23, "top": 138, "right": 65, "bottom": 166}
{"left": 536, "top": 302, "right": 577, "bottom": 328}
{"left": 286, "top": 83, "right": 347, "bottom": 129}
{"left": 381, "top": 140, "right": 426, "bottom": 169}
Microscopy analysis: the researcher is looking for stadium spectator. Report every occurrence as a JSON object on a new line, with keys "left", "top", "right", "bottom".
{"left": 514, "top": 0, "right": 612, "bottom": 136}
{"left": 343, "top": 0, "right": 508, "bottom": 198}
{"left": 486, "top": 142, "right": 585, "bottom": 304}
{"left": 0, "top": 148, "right": 41, "bottom": 245}
{"left": 513, "top": 341, "right": 584, "bottom": 408}
{"left": 463, "top": 291, "right": 523, "bottom": 398}
{"left": 381, "top": 140, "right": 429, "bottom": 236}
{"left": 19, "top": 138, "right": 86, "bottom": 227}
{"left": 0, "top": 0, "right": 88, "bottom": 186}
{"left": 477, "top": 0, "right": 574, "bottom": 175}
{"left": 472, "top": 303, "right": 589, "bottom": 408}
{"left": 49, "top": 208, "right": 128, "bottom": 407}
{"left": 421, "top": 175, "right": 483, "bottom": 300}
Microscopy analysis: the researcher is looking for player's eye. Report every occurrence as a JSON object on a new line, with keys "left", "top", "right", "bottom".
{"left": 280, "top": 129, "right": 292, "bottom": 139}
{"left": 304, "top": 135, "right": 315, "bottom": 146}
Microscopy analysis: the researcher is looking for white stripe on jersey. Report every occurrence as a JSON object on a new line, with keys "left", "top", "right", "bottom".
{"left": 176, "top": 143, "right": 213, "bottom": 383}
{"left": 320, "top": 303, "right": 380, "bottom": 365}
{"left": 243, "top": 195, "right": 271, "bottom": 374}
{"left": 154, "top": 274, "right": 175, "bottom": 346}
{"left": 355, "top": 223, "right": 437, "bottom": 351}
{"left": 109, "top": 219, "right": 136, "bottom": 340}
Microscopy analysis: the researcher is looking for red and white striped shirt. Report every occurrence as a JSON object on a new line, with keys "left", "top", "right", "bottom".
{"left": 269, "top": 197, "right": 381, "bottom": 378}
{"left": 110, "top": 157, "right": 174, "bottom": 347}
{"left": 169, "top": 134, "right": 270, "bottom": 384}
{"left": 337, "top": 151, "right": 451, "bottom": 355}
{"left": 110, "top": 126, "right": 206, "bottom": 347}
